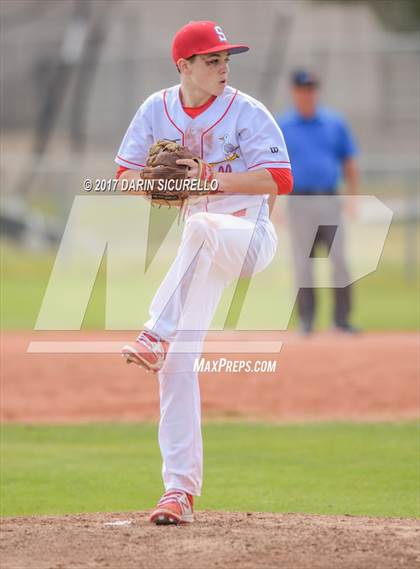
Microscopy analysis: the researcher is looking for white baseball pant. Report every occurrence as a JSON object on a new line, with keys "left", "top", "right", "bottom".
{"left": 144, "top": 207, "right": 277, "bottom": 495}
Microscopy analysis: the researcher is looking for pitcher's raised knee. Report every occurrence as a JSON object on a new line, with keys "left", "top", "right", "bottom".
{"left": 184, "top": 213, "right": 218, "bottom": 244}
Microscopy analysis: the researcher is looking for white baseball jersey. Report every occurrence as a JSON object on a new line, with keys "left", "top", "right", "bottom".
{"left": 115, "top": 85, "right": 290, "bottom": 216}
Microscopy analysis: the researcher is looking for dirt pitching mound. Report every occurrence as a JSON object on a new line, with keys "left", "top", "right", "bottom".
{"left": 1, "top": 511, "right": 419, "bottom": 569}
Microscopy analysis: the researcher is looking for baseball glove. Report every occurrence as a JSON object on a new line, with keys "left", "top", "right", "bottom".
{"left": 141, "top": 139, "right": 217, "bottom": 208}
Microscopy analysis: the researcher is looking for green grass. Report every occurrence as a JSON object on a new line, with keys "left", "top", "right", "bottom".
{"left": 1, "top": 423, "right": 418, "bottom": 518}
{"left": 1, "top": 219, "right": 418, "bottom": 330}
{"left": 303, "top": 262, "right": 419, "bottom": 331}
{"left": 0, "top": 241, "right": 107, "bottom": 330}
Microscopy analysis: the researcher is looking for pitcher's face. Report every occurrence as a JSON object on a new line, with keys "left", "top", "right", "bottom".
{"left": 185, "top": 51, "right": 230, "bottom": 96}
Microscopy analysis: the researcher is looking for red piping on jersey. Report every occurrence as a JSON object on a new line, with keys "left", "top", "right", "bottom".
{"left": 248, "top": 160, "right": 290, "bottom": 169}
{"left": 200, "top": 89, "right": 238, "bottom": 158}
{"left": 163, "top": 89, "right": 185, "bottom": 144}
{"left": 116, "top": 155, "right": 145, "bottom": 168}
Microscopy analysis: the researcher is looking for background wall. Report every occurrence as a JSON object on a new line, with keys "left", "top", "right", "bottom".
{"left": 1, "top": 0, "right": 419, "bottom": 329}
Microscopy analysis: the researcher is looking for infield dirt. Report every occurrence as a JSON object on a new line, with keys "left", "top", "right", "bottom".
{"left": 1, "top": 331, "right": 418, "bottom": 423}
{"left": 1, "top": 330, "right": 419, "bottom": 568}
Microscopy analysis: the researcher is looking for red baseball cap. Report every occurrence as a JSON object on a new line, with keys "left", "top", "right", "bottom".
{"left": 172, "top": 21, "right": 249, "bottom": 65}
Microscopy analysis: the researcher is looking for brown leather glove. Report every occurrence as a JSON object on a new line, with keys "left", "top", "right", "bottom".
{"left": 141, "top": 140, "right": 216, "bottom": 208}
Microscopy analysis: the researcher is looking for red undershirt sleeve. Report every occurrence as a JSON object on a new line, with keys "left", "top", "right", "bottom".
{"left": 267, "top": 168, "right": 293, "bottom": 195}
{"left": 115, "top": 165, "right": 130, "bottom": 179}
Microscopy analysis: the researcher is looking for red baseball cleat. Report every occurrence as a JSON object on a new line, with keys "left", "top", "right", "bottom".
{"left": 121, "top": 331, "right": 169, "bottom": 373}
{"left": 150, "top": 489, "right": 194, "bottom": 525}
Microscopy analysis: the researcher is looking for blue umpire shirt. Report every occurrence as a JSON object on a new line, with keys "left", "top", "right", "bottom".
{"left": 277, "top": 106, "right": 358, "bottom": 194}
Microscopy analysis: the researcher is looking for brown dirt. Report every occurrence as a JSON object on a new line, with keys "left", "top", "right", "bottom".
{"left": 1, "top": 331, "right": 418, "bottom": 423}
{"left": 1, "top": 511, "right": 419, "bottom": 569}
{"left": 1, "top": 331, "right": 419, "bottom": 569}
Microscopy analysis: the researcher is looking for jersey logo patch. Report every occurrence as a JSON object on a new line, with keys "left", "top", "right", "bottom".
{"left": 270, "top": 146, "right": 279, "bottom": 153}
{"left": 216, "top": 134, "right": 240, "bottom": 163}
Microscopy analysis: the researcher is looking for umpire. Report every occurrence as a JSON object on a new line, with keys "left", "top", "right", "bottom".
{"left": 277, "top": 70, "right": 359, "bottom": 334}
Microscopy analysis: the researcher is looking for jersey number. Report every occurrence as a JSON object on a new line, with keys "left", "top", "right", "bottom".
{"left": 218, "top": 164, "right": 232, "bottom": 173}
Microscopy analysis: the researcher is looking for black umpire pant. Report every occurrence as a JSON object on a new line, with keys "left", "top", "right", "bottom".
{"left": 287, "top": 193, "right": 352, "bottom": 329}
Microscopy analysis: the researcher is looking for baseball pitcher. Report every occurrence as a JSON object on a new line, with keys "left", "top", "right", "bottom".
{"left": 115, "top": 20, "right": 293, "bottom": 525}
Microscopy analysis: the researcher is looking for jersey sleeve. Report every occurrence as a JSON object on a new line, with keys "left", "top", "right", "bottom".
{"left": 115, "top": 96, "right": 154, "bottom": 170}
{"left": 337, "top": 116, "right": 358, "bottom": 161}
{"left": 237, "top": 99, "right": 291, "bottom": 171}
